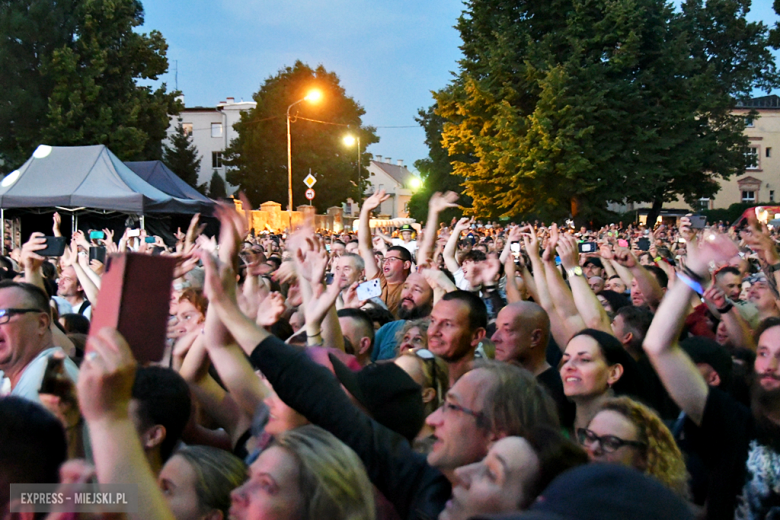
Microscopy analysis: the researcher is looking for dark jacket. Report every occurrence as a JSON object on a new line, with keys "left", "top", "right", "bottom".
{"left": 249, "top": 336, "right": 451, "bottom": 520}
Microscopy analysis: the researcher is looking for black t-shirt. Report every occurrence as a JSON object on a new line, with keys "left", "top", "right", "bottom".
{"left": 537, "top": 366, "right": 575, "bottom": 430}
{"left": 684, "top": 387, "right": 780, "bottom": 520}
{"left": 635, "top": 355, "right": 679, "bottom": 420}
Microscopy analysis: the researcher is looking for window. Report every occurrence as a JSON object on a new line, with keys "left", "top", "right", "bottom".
{"left": 182, "top": 123, "right": 193, "bottom": 136}
{"left": 211, "top": 123, "right": 223, "bottom": 138}
{"left": 746, "top": 117, "right": 754, "bottom": 127}
{"left": 698, "top": 198, "right": 710, "bottom": 211}
{"left": 742, "top": 191, "right": 756, "bottom": 204}
{"left": 767, "top": 147, "right": 772, "bottom": 158}
{"left": 747, "top": 147, "right": 759, "bottom": 169}
{"left": 771, "top": 190, "right": 775, "bottom": 203}
{"left": 212, "top": 151, "right": 223, "bottom": 168}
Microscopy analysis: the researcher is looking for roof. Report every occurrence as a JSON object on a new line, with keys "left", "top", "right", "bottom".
{"left": 736, "top": 95, "right": 780, "bottom": 110}
{"left": 371, "top": 160, "right": 416, "bottom": 188}
{"left": 124, "top": 161, "right": 214, "bottom": 212}
{"left": 0, "top": 145, "right": 204, "bottom": 214}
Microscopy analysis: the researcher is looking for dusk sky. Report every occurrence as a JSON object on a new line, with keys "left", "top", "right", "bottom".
{"left": 140, "top": 0, "right": 779, "bottom": 174}
{"left": 140, "top": 0, "right": 465, "bottom": 173}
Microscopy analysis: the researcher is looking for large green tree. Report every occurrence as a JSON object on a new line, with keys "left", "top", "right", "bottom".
{"left": 0, "top": 0, "right": 178, "bottom": 170}
{"left": 427, "top": 0, "right": 778, "bottom": 224}
{"left": 225, "top": 61, "right": 379, "bottom": 210}
{"left": 163, "top": 118, "right": 204, "bottom": 193}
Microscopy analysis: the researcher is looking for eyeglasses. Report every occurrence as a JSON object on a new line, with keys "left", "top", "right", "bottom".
{"left": 415, "top": 349, "right": 439, "bottom": 402}
{"left": 441, "top": 396, "right": 487, "bottom": 428}
{"left": 384, "top": 256, "right": 405, "bottom": 263}
{"left": 576, "top": 428, "right": 646, "bottom": 453}
{"left": 0, "top": 308, "right": 45, "bottom": 324}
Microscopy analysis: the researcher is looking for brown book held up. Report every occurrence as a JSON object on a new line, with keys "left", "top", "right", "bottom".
{"left": 89, "top": 253, "right": 176, "bottom": 363}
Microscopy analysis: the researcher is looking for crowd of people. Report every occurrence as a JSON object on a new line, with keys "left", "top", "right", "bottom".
{"left": 1, "top": 188, "right": 779, "bottom": 520}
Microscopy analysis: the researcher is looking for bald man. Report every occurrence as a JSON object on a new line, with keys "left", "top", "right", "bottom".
{"left": 491, "top": 301, "right": 573, "bottom": 427}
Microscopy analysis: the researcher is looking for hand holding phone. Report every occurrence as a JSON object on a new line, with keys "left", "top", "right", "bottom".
{"left": 38, "top": 236, "right": 67, "bottom": 257}
{"left": 356, "top": 279, "right": 382, "bottom": 301}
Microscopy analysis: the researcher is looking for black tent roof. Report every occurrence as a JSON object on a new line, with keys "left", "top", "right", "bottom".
{"left": 124, "top": 161, "right": 215, "bottom": 214}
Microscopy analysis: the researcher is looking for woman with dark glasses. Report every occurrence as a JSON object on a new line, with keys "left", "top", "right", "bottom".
{"left": 578, "top": 396, "right": 689, "bottom": 497}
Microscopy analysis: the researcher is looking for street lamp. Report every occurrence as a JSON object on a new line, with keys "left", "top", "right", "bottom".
{"left": 343, "top": 133, "right": 361, "bottom": 203}
{"left": 287, "top": 89, "right": 322, "bottom": 217}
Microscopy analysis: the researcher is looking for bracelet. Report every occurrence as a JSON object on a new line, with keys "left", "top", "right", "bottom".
{"left": 654, "top": 257, "right": 662, "bottom": 263}
{"left": 681, "top": 265, "right": 707, "bottom": 284}
{"left": 307, "top": 331, "right": 322, "bottom": 338}
{"left": 717, "top": 301, "right": 734, "bottom": 314}
{"left": 677, "top": 272, "right": 704, "bottom": 296}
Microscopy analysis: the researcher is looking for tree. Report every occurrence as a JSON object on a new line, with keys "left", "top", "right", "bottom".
{"left": 0, "top": 0, "right": 79, "bottom": 168}
{"left": 407, "top": 101, "right": 469, "bottom": 222}
{"left": 163, "top": 118, "right": 204, "bottom": 193}
{"left": 208, "top": 171, "right": 227, "bottom": 200}
{"left": 225, "top": 61, "right": 379, "bottom": 210}
{"left": 0, "top": 0, "right": 179, "bottom": 171}
{"left": 425, "top": 0, "right": 778, "bottom": 224}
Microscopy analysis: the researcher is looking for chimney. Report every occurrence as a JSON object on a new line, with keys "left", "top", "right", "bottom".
{"left": 386, "top": 157, "right": 392, "bottom": 164}
{"left": 397, "top": 159, "right": 404, "bottom": 167}
{"left": 376, "top": 155, "right": 383, "bottom": 162}
{"left": 226, "top": 97, "right": 235, "bottom": 104}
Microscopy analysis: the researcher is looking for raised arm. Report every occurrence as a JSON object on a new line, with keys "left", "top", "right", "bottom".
{"left": 444, "top": 217, "right": 471, "bottom": 274}
{"left": 643, "top": 229, "right": 738, "bottom": 426}
{"left": 614, "top": 249, "right": 664, "bottom": 309}
{"left": 542, "top": 231, "right": 587, "bottom": 340}
{"left": 417, "top": 191, "right": 458, "bottom": 265}
{"left": 557, "top": 235, "right": 612, "bottom": 333}
{"left": 359, "top": 190, "right": 390, "bottom": 280}
{"left": 703, "top": 286, "right": 756, "bottom": 351}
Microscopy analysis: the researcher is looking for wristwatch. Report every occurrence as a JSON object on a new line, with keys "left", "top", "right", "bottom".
{"left": 567, "top": 266, "right": 584, "bottom": 278}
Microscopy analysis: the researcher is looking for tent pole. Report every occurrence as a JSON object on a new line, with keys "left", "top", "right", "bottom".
{"left": 1, "top": 208, "right": 4, "bottom": 256}
{"left": 140, "top": 215, "right": 145, "bottom": 231}
{"left": 73, "top": 213, "right": 78, "bottom": 235}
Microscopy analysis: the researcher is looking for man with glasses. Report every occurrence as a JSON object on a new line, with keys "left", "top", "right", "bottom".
{"left": 0, "top": 281, "right": 78, "bottom": 402}
{"left": 359, "top": 190, "right": 413, "bottom": 317}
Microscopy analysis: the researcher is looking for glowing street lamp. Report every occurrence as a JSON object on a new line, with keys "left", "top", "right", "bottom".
{"left": 287, "top": 89, "right": 322, "bottom": 216}
{"left": 343, "top": 134, "right": 362, "bottom": 202}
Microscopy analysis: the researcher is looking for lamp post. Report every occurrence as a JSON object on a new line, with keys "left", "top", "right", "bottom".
{"left": 343, "top": 134, "right": 361, "bottom": 203}
{"left": 287, "top": 89, "right": 322, "bottom": 218}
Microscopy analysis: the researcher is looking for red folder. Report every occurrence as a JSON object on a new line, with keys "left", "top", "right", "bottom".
{"left": 89, "top": 253, "right": 176, "bottom": 363}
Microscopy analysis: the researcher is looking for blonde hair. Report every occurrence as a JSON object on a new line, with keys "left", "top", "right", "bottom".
{"left": 598, "top": 397, "right": 689, "bottom": 497}
{"left": 273, "top": 425, "right": 375, "bottom": 520}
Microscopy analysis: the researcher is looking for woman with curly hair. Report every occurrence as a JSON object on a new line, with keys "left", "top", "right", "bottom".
{"left": 577, "top": 396, "right": 689, "bottom": 497}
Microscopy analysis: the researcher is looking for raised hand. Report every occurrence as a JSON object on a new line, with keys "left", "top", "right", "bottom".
{"left": 52, "top": 212, "right": 62, "bottom": 237}
{"left": 72, "top": 230, "right": 90, "bottom": 251}
{"left": 703, "top": 285, "right": 728, "bottom": 310}
{"left": 557, "top": 234, "right": 579, "bottom": 270}
{"left": 429, "top": 191, "right": 459, "bottom": 213}
{"left": 341, "top": 281, "right": 367, "bottom": 309}
{"left": 199, "top": 250, "right": 237, "bottom": 306}
{"left": 522, "top": 226, "right": 540, "bottom": 259}
{"left": 21, "top": 232, "right": 47, "bottom": 271}
{"left": 362, "top": 189, "right": 390, "bottom": 213}
{"left": 77, "top": 328, "right": 137, "bottom": 423}
{"left": 686, "top": 230, "right": 739, "bottom": 278}
{"left": 256, "top": 292, "right": 286, "bottom": 328}
{"left": 599, "top": 243, "right": 615, "bottom": 261}
{"left": 294, "top": 237, "right": 328, "bottom": 285}
{"left": 613, "top": 248, "right": 638, "bottom": 268}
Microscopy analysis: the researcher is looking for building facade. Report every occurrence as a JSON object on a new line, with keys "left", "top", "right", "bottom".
{"left": 168, "top": 97, "right": 256, "bottom": 188}
{"left": 364, "top": 156, "right": 419, "bottom": 218}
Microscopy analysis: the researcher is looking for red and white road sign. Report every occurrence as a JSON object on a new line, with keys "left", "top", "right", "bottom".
{"left": 305, "top": 188, "right": 315, "bottom": 200}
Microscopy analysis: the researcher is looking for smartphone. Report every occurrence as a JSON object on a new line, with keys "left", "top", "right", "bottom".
{"left": 555, "top": 256, "right": 562, "bottom": 266}
{"left": 127, "top": 229, "right": 141, "bottom": 238}
{"left": 578, "top": 242, "right": 597, "bottom": 253}
{"left": 510, "top": 242, "right": 521, "bottom": 253}
{"left": 89, "top": 246, "right": 107, "bottom": 264}
{"left": 690, "top": 215, "right": 707, "bottom": 230}
{"left": 325, "top": 272, "right": 334, "bottom": 285}
{"left": 144, "top": 236, "right": 156, "bottom": 243}
{"left": 356, "top": 279, "right": 382, "bottom": 300}
{"left": 89, "top": 230, "right": 106, "bottom": 240}
{"left": 618, "top": 239, "right": 629, "bottom": 248}
{"left": 678, "top": 238, "right": 686, "bottom": 243}
{"left": 38, "top": 236, "right": 66, "bottom": 257}
{"left": 637, "top": 238, "right": 651, "bottom": 251}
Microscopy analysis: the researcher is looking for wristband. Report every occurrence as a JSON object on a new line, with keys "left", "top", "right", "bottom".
{"left": 717, "top": 300, "right": 734, "bottom": 314}
{"left": 654, "top": 257, "right": 662, "bottom": 263}
{"left": 677, "top": 272, "right": 704, "bottom": 296}
{"left": 681, "top": 265, "right": 707, "bottom": 284}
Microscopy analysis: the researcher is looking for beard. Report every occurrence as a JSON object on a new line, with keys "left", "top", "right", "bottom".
{"left": 751, "top": 377, "right": 780, "bottom": 452}
{"left": 397, "top": 301, "right": 432, "bottom": 320}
